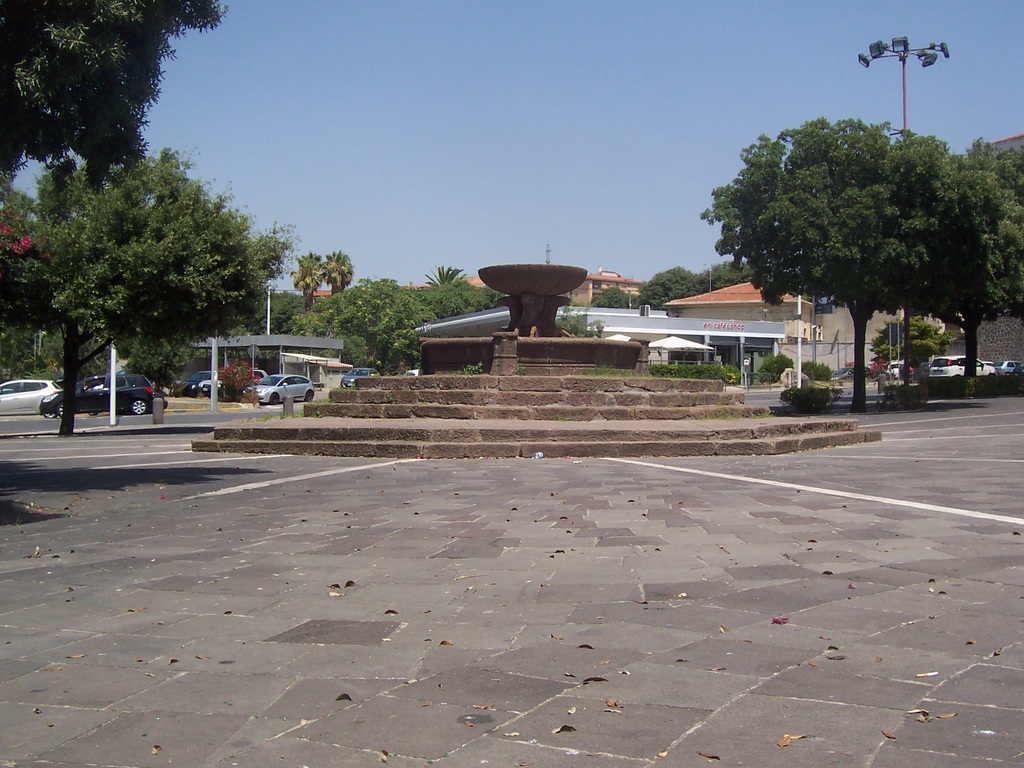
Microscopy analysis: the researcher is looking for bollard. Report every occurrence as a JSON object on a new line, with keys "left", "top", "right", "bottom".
{"left": 283, "top": 394, "right": 294, "bottom": 416}
{"left": 152, "top": 396, "right": 165, "bottom": 425}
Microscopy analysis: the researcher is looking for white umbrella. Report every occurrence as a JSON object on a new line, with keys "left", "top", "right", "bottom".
{"left": 649, "top": 336, "right": 713, "bottom": 351}
{"left": 605, "top": 333, "right": 632, "bottom": 341}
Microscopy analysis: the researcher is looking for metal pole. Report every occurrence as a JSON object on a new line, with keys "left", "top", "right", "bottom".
{"left": 901, "top": 53, "right": 908, "bottom": 136}
{"left": 108, "top": 344, "right": 118, "bottom": 427}
{"left": 210, "top": 337, "right": 219, "bottom": 413}
{"left": 266, "top": 286, "right": 271, "bottom": 335}
{"left": 796, "top": 295, "right": 803, "bottom": 387}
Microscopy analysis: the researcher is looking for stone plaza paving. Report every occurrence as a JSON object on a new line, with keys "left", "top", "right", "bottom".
{"left": 0, "top": 398, "right": 1022, "bottom": 766}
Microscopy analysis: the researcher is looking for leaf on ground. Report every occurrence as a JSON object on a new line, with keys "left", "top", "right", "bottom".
{"left": 771, "top": 617, "right": 789, "bottom": 625}
{"left": 472, "top": 703, "right": 494, "bottom": 710}
{"left": 336, "top": 693, "right": 353, "bottom": 702}
{"left": 698, "top": 751, "right": 721, "bottom": 760}
{"left": 936, "top": 712, "right": 957, "bottom": 719}
{"left": 807, "top": 660, "right": 819, "bottom": 668}
{"left": 965, "top": 639, "right": 976, "bottom": 645}
{"left": 582, "top": 676, "right": 607, "bottom": 683}
{"left": 719, "top": 625, "right": 727, "bottom": 634}
{"left": 605, "top": 698, "right": 622, "bottom": 708}
{"left": 151, "top": 745, "right": 162, "bottom": 755}
{"left": 438, "top": 640, "right": 453, "bottom": 646}
{"left": 66, "top": 653, "right": 86, "bottom": 659}
{"left": 915, "top": 671, "right": 939, "bottom": 678}
{"left": 553, "top": 724, "right": 577, "bottom": 733}
{"left": 504, "top": 731, "right": 520, "bottom": 737}
{"left": 384, "top": 609, "right": 398, "bottom": 615}
{"left": 344, "top": 580, "right": 356, "bottom": 588}
{"left": 776, "top": 734, "right": 806, "bottom": 748}
{"left": 706, "top": 667, "right": 726, "bottom": 672}
{"left": 578, "top": 643, "right": 594, "bottom": 649}
{"left": 567, "top": 706, "right": 577, "bottom": 715}
{"left": 882, "top": 730, "right": 897, "bottom": 740}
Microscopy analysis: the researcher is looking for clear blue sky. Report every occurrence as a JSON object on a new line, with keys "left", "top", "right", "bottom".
{"left": 115, "top": 2, "right": 1024, "bottom": 287}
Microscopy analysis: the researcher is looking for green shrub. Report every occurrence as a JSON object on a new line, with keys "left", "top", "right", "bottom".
{"left": 758, "top": 353, "right": 794, "bottom": 384}
{"left": 926, "top": 375, "right": 1022, "bottom": 398}
{"left": 649, "top": 363, "right": 741, "bottom": 385}
{"left": 802, "top": 361, "right": 832, "bottom": 382}
{"left": 881, "top": 383, "right": 928, "bottom": 410}
{"left": 779, "top": 385, "right": 841, "bottom": 414}
{"left": 459, "top": 362, "right": 485, "bottom": 375}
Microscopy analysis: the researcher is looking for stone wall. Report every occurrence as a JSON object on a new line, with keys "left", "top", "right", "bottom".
{"left": 978, "top": 316, "right": 1024, "bottom": 361}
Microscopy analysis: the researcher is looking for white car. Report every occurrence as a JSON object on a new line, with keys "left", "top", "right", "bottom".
{"left": 254, "top": 374, "right": 315, "bottom": 405}
{"left": 0, "top": 379, "right": 61, "bottom": 415}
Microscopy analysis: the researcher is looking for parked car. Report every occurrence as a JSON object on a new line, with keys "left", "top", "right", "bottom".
{"left": 928, "top": 356, "right": 964, "bottom": 378}
{"left": 979, "top": 360, "right": 997, "bottom": 376}
{"left": 831, "top": 366, "right": 855, "bottom": 382}
{"left": 0, "top": 379, "right": 61, "bottom": 415}
{"left": 994, "top": 360, "right": 1022, "bottom": 375}
{"left": 254, "top": 374, "right": 315, "bottom": 405}
{"left": 39, "top": 374, "right": 165, "bottom": 418}
{"left": 181, "top": 370, "right": 214, "bottom": 397}
{"left": 341, "top": 367, "right": 379, "bottom": 387}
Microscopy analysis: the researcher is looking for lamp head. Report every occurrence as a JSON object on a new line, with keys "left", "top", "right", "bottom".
{"left": 858, "top": 53, "right": 871, "bottom": 68}
{"left": 868, "top": 40, "right": 887, "bottom": 58}
{"left": 919, "top": 51, "right": 939, "bottom": 67}
{"left": 891, "top": 36, "right": 909, "bottom": 53}
{"left": 939, "top": 42, "right": 950, "bottom": 58}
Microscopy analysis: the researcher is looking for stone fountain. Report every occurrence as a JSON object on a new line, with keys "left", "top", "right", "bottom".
{"left": 419, "top": 263, "right": 648, "bottom": 375}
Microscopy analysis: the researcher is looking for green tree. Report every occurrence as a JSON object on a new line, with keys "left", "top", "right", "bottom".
{"left": 557, "top": 309, "right": 603, "bottom": 337}
{"left": 708, "top": 261, "right": 754, "bottom": 291}
{"left": 906, "top": 142, "right": 1024, "bottom": 377}
{"left": 121, "top": 337, "right": 195, "bottom": 391}
{"left": 322, "top": 250, "right": 354, "bottom": 295}
{"left": 591, "top": 286, "right": 632, "bottom": 308}
{"left": 8, "top": 150, "right": 291, "bottom": 435}
{"left": 292, "top": 252, "right": 323, "bottom": 312}
{"left": 870, "top": 317, "right": 957, "bottom": 367}
{"left": 425, "top": 266, "right": 466, "bottom": 286}
{"left": 0, "top": 1, "right": 223, "bottom": 186}
{"left": 637, "top": 267, "right": 701, "bottom": 309}
{"left": 292, "top": 279, "right": 428, "bottom": 373}
{"left": 419, "top": 281, "right": 498, "bottom": 320}
{"left": 703, "top": 118, "right": 899, "bottom": 412}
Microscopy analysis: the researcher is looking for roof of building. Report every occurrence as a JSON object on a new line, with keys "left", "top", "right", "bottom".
{"left": 665, "top": 282, "right": 795, "bottom": 306}
{"left": 992, "top": 131, "right": 1024, "bottom": 145}
{"left": 586, "top": 268, "right": 643, "bottom": 287}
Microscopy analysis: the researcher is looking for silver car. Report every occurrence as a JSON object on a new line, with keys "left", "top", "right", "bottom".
{"left": 0, "top": 379, "right": 60, "bottom": 415}
{"left": 254, "top": 374, "right": 315, "bottom": 405}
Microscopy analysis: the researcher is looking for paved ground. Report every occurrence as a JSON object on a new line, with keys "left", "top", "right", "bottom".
{"left": 0, "top": 397, "right": 1022, "bottom": 767}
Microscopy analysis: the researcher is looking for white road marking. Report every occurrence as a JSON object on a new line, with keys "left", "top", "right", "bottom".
{"left": 184, "top": 459, "right": 419, "bottom": 499}
{"left": 606, "top": 458, "right": 1023, "bottom": 526}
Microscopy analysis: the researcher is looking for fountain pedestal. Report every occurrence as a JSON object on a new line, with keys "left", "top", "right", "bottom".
{"left": 420, "top": 263, "right": 649, "bottom": 376}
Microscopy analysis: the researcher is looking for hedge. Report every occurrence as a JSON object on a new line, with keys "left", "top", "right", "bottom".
{"left": 649, "top": 363, "right": 741, "bottom": 385}
{"left": 779, "top": 386, "right": 842, "bottom": 414}
{"left": 925, "top": 375, "right": 1022, "bottom": 398}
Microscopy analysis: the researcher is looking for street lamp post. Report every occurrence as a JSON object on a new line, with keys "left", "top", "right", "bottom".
{"left": 858, "top": 37, "right": 949, "bottom": 384}
{"left": 858, "top": 37, "right": 950, "bottom": 138}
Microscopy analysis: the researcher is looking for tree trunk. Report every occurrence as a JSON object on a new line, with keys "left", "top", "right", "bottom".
{"left": 962, "top": 316, "right": 980, "bottom": 378}
{"left": 58, "top": 325, "right": 82, "bottom": 437}
{"left": 849, "top": 301, "right": 873, "bottom": 414}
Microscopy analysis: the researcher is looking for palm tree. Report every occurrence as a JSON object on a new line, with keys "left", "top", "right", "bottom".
{"left": 292, "top": 252, "right": 323, "bottom": 312}
{"left": 425, "top": 266, "right": 466, "bottom": 286}
{"left": 322, "top": 251, "right": 354, "bottom": 295}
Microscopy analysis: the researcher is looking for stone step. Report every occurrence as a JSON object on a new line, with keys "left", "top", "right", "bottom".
{"left": 350, "top": 374, "right": 725, "bottom": 394}
{"left": 191, "top": 417, "right": 881, "bottom": 459}
{"left": 306, "top": 402, "right": 769, "bottom": 421}
{"left": 326, "top": 389, "right": 745, "bottom": 408}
